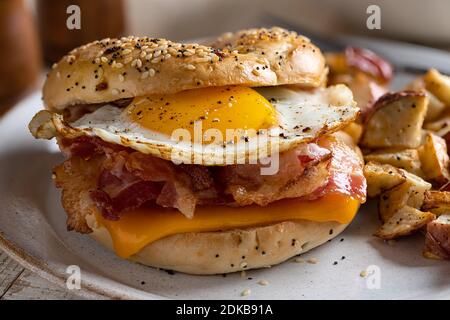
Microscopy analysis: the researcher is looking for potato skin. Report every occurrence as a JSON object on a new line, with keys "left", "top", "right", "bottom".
{"left": 361, "top": 91, "right": 428, "bottom": 149}
{"left": 424, "top": 215, "right": 450, "bottom": 260}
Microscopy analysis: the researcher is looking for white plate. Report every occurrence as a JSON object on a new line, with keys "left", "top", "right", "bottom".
{"left": 1, "top": 43, "right": 450, "bottom": 300}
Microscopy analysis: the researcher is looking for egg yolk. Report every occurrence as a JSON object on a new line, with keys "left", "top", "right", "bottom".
{"left": 126, "top": 86, "right": 277, "bottom": 140}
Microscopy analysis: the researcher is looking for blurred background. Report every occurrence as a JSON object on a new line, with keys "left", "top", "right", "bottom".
{"left": 1, "top": 0, "right": 450, "bottom": 112}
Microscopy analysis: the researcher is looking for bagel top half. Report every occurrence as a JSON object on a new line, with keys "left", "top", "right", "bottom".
{"left": 44, "top": 27, "right": 327, "bottom": 111}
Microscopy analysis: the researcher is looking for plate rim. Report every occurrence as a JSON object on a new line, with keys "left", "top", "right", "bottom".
{"left": 0, "top": 229, "right": 114, "bottom": 300}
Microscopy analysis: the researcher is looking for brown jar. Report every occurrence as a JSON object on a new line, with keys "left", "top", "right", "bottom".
{"left": 37, "top": 0, "right": 125, "bottom": 64}
{"left": 0, "top": 0, "right": 41, "bottom": 105}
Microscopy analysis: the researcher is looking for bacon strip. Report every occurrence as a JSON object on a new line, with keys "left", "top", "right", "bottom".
{"left": 61, "top": 133, "right": 366, "bottom": 221}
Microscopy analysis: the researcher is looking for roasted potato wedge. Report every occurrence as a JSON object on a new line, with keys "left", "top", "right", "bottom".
{"left": 423, "top": 214, "right": 450, "bottom": 260}
{"left": 329, "top": 72, "right": 387, "bottom": 119}
{"left": 418, "top": 132, "right": 450, "bottom": 185}
{"left": 424, "top": 69, "right": 450, "bottom": 106}
{"left": 378, "top": 171, "right": 431, "bottom": 223}
{"left": 364, "top": 148, "right": 424, "bottom": 177}
{"left": 405, "top": 77, "right": 447, "bottom": 122}
{"left": 422, "top": 190, "right": 450, "bottom": 216}
{"left": 375, "top": 206, "right": 435, "bottom": 240}
{"left": 325, "top": 52, "right": 349, "bottom": 75}
{"left": 361, "top": 91, "right": 428, "bottom": 149}
{"left": 423, "top": 112, "right": 450, "bottom": 138}
{"left": 326, "top": 47, "right": 393, "bottom": 83}
{"left": 364, "top": 161, "right": 406, "bottom": 198}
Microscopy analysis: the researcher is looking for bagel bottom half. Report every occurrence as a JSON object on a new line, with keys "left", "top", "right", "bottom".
{"left": 86, "top": 213, "right": 348, "bottom": 275}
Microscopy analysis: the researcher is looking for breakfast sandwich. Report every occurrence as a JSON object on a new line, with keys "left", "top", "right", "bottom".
{"left": 29, "top": 27, "right": 366, "bottom": 274}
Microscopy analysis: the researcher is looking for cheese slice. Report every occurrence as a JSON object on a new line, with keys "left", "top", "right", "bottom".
{"left": 97, "top": 194, "right": 360, "bottom": 258}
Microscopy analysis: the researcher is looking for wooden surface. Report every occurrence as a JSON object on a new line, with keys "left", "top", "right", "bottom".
{"left": 0, "top": 250, "right": 81, "bottom": 300}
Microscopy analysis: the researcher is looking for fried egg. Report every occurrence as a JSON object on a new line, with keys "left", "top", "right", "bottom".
{"left": 38, "top": 84, "right": 358, "bottom": 165}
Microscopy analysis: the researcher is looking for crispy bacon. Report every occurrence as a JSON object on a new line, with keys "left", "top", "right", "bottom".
{"left": 309, "top": 134, "right": 367, "bottom": 202}
{"left": 60, "top": 133, "right": 366, "bottom": 221}
{"left": 218, "top": 143, "right": 332, "bottom": 206}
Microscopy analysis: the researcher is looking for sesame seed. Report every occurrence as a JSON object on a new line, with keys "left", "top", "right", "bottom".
{"left": 186, "top": 64, "right": 196, "bottom": 70}
{"left": 252, "top": 69, "right": 260, "bottom": 76}
{"left": 66, "top": 55, "right": 76, "bottom": 63}
{"left": 151, "top": 57, "right": 162, "bottom": 64}
{"left": 119, "top": 74, "right": 125, "bottom": 82}
{"left": 141, "top": 71, "right": 149, "bottom": 79}
{"left": 94, "top": 58, "right": 101, "bottom": 64}
{"left": 240, "top": 261, "right": 248, "bottom": 269}
{"left": 241, "top": 288, "right": 251, "bottom": 297}
{"left": 146, "top": 54, "right": 153, "bottom": 61}
{"left": 307, "top": 258, "right": 318, "bottom": 264}
{"left": 115, "top": 62, "right": 123, "bottom": 69}
{"left": 122, "top": 49, "right": 132, "bottom": 55}
{"left": 52, "top": 63, "right": 58, "bottom": 69}
{"left": 149, "top": 68, "right": 156, "bottom": 77}
{"left": 112, "top": 89, "right": 120, "bottom": 95}
{"left": 140, "top": 51, "right": 147, "bottom": 59}
{"left": 360, "top": 270, "right": 367, "bottom": 278}
{"left": 56, "top": 72, "right": 61, "bottom": 79}
{"left": 100, "top": 57, "right": 108, "bottom": 63}
{"left": 258, "top": 279, "right": 269, "bottom": 286}
{"left": 294, "top": 257, "right": 305, "bottom": 263}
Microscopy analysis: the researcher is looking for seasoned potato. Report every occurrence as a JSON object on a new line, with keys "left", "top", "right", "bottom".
{"left": 342, "top": 122, "right": 364, "bottom": 144}
{"left": 423, "top": 214, "right": 450, "bottom": 260}
{"left": 375, "top": 206, "right": 435, "bottom": 240}
{"left": 364, "top": 148, "right": 424, "bottom": 177}
{"left": 378, "top": 171, "right": 431, "bottom": 223}
{"left": 423, "top": 112, "right": 450, "bottom": 136}
{"left": 405, "top": 77, "right": 447, "bottom": 122}
{"left": 422, "top": 190, "right": 450, "bottom": 216}
{"left": 326, "top": 47, "right": 393, "bottom": 83}
{"left": 361, "top": 91, "right": 428, "bottom": 149}
{"left": 325, "top": 52, "right": 349, "bottom": 75}
{"left": 364, "top": 162, "right": 406, "bottom": 197}
{"left": 418, "top": 132, "right": 450, "bottom": 185}
{"left": 424, "top": 69, "right": 450, "bottom": 106}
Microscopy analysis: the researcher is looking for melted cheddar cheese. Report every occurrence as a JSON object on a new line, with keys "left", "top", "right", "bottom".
{"left": 95, "top": 194, "right": 360, "bottom": 258}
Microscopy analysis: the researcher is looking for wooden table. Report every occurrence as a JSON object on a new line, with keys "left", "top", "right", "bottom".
{"left": 0, "top": 250, "right": 81, "bottom": 300}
